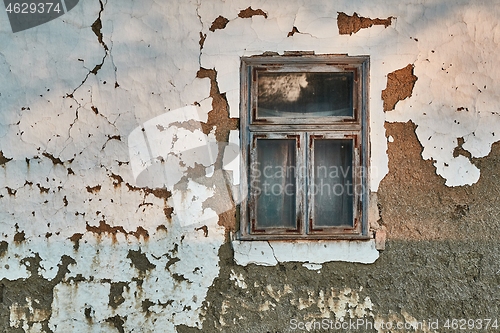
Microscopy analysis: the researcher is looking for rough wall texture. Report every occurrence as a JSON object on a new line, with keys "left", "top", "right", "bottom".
{"left": 0, "top": 0, "right": 500, "bottom": 332}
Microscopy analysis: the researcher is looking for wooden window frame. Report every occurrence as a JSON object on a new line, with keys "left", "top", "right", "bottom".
{"left": 239, "top": 55, "right": 370, "bottom": 240}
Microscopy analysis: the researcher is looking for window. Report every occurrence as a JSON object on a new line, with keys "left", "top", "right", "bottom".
{"left": 239, "top": 55, "right": 370, "bottom": 240}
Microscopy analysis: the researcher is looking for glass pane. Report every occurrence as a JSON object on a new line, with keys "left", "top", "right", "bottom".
{"left": 312, "top": 139, "right": 353, "bottom": 227}
{"left": 257, "top": 72, "right": 353, "bottom": 118}
{"left": 253, "top": 139, "right": 296, "bottom": 229}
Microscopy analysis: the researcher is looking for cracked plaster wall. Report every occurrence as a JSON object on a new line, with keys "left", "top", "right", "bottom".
{"left": 0, "top": 0, "right": 500, "bottom": 332}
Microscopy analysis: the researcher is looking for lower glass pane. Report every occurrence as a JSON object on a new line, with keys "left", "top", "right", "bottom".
{"left": 312, "top": 139, "right": 353, "bottom": 227}
{"left": 253, "top": 139, "right": 297, "bottom": 229}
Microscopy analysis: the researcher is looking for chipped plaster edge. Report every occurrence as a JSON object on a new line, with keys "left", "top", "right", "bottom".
{"left": 231, "top": 239, "right": 379, "bottom": 266}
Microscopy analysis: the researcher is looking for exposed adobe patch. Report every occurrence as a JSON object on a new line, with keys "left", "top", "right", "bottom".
{"left": 105, "top": 315, "right": 126, "bottom": 333}
{"left": 287, "top": 26, "right": 300, "bottom": 37}
{"left": 378, "top": 121, "right": 500, "bottom": 241}
{"left": 127, "top": 248, "right": 156, "bottom": 273}
{"left": 195, "top": 225, "right": 208, "bottom": 237}
{"left": 381, "top": 64, "right": 418, "bottom": 111}
{"left": 199, "top": 32, "right": 206, "bottom": 49}
{"left": 453, "top": 137, "right": 472, "bottom": 160}
{"left": 337, "top": 12, "right": 393, "bottom": 35}
{"left": 142, "top": 299, "right": 155, "bottom": 314}
{"left": 86, "top": 221, "right": 150, "bottom": 242}
{"left": 13, "top": 231, "right": 25, "bottom": 243}
{"left": 86, "top": 185, "right": 101, "bottom": 194}
{"left": 109, "top": 282, "right": 129, "bottom": 309}
{"left": 196, "top": 68, "right": 239, "bottom": 143}
{"left": 13, "top": 224, "right": 25, "bottom": 243}
{"left": 0, "top": 241, "right": 7, "bottom": 257}
{"left": 125, "top": 184, "right": 172, "bottom": 200}
{"left": 164, "top": 207, "right": 174, "bottom": 219}
{"left": 91, "top": 0, "right": 108, "bottom": 51}
{"left": 109, "top": 173, "right": 123, "bottom": 187}
{"left": 6, "top": 187, "right": 16, "bottom": 196}
{"left": 156, "top": 224, "right": 168, "bottom": 233}
{"left": 69, "top": 233, "right": 83, "bottom": 251}
{"left": 0, "top": 254, "right": 75, "bottom": 331}
{"left": 209, "top": 15, "right": 229, "bottom": 32}
{"left": 195, "top": 68, "right": 239, "bottom": 234}
{"left": 42, "top": 152, "right": 64, "bottom": 165}
{"left": 0, "top": 151, "right": 12, "bottom": 165}
{"left": 37, "top": 184, "right": 50, "bottom": 194}
{"left": 238, "top": 7, "right": 268, "bottom": 19}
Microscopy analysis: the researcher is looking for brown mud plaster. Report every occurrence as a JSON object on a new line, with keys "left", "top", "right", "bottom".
{"left": 156, "top": 224, "right": 168, "bottom": 233}
{"left": 238, "top": 7, "right": 268, "bottom": 19}
{"left": 86, "top": 221, "right": 150, "bottom": 242}
{"left": 42, "top": 152, "right": 64, "bottom": 165}
{"left": 381, "top": 64, "right": 418, "bottom": 111}
{"left": 164, "top": 207, "right": 174, "bottom": 219}
{"left": 125, "top": 184, "right": 171, "bottom": 200}
{"left": 86, "top": 185, "right": 101, "bottom": 193}
{"left": 109, "top": 173, "right": 123, "bottom": 187}
{"left": 105, "top": 315, "right": 126, "bottom": 333}
{"left": 142, "top": 299, "right": 155, "bottom": 313}
{"left": 287, "top": 26, "right": 300, "bottom": 37}
{"left": 196, "top": 68, "right": 239, "bottom": 224}
{"left": 453, "top": 137, "right": 472, "bottom": 160}
{"left": 337, "top": 12, "right": 393, "bottom": 35}
{"left": 37, "top": 184, "right": 50, "bottom": 194}
{"left": 69, "top": 233, "right": 83, "bottom": 251}
{"left": 109, "top": 282, "right": 129, "bottom": 309}
{"left": 13, "top": 232, "right": 25, "bottom": 243}
{"left": 129, "top": 226, "right": 149, "bottom": 239}
{"left": 197, "top": 68, "right": 239, "bottom": 143}
{"left": 0, "top": 241, "right": 7, "bottom": 257}
{"left": 378, "top": 121, "right": 500, "bottom": 241}
{"left": 195, "top": 225, "right": 208, "bottom": 237}
{"left": 209, "top": 16, "right": 229, "bottom": 32}
{"left": 6, "top": 187, "right": 16, "bottom": 196}
{"left": 127, "top": 248, "right": 156, "bottom": 272}
{"left": 199, "top": 32, "right": 206, "bottom": 49}
{"left": 124, "top": 182, "right": 174, "bottom": 221}
{"left": 0, "top": 254, "right": 75, "bottom": 331}
{"left": 0, "top": 151, "right": 12, "bottom": 165}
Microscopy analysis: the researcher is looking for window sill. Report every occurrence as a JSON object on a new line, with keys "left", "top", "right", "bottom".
{"left": 231, "top": 238, "right": 379, "bottom": 267}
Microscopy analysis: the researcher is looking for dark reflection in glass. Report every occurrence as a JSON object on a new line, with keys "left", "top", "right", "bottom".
{"left": 312, "top": 139, "right": 353, "bottom": 227}
{"left": 257, "top": 72, "right": 353, "bottom": 118}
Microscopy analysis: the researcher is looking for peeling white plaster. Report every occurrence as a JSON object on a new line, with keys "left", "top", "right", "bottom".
{"left": 229, "top": 269, "right": 248, "bottom": 289}
{"left": 302, "top": 263, "right": 323, "bottom": 271}
{"left": 222, "top": 130, "right": 240, "bottom": 186}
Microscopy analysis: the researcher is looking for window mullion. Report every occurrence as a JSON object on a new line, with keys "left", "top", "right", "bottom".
{"left": 297, "top": 132, "right": 307, "bottom": 235}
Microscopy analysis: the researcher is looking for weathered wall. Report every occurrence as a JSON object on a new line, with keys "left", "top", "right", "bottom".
{"left": 1, "top": 0, "right": 500, "bottom": 332}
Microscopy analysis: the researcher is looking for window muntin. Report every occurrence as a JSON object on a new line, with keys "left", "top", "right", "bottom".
{"left": 240, "top": 55, "right": 369, "bottom": 240}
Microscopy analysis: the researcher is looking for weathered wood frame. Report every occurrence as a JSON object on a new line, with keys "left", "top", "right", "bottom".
{"left": 239, "top": 55, "right": 370, "bottom": 240}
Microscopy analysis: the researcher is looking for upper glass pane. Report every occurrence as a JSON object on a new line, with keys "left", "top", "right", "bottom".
{"left": 257, "top": 72, "right": 353, "bottom": 118}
